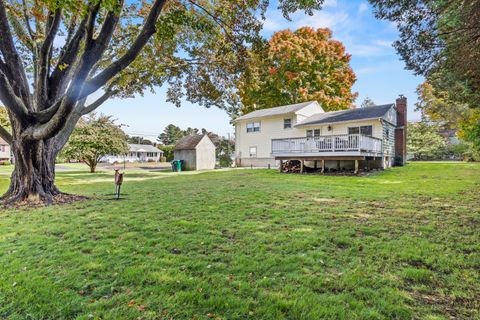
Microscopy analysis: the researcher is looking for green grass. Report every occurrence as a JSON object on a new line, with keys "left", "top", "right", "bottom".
{"left": 0, "top": 162, "right": 479, "bottom": 319}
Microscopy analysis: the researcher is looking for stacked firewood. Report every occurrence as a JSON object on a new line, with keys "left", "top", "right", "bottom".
{"left": 281, "top": 160, "right": 301, "bottom": 173}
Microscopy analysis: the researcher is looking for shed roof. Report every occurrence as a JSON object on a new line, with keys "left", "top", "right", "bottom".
{"left": 174, "top": 135, "right": 205, "bottom": 150}
{"left": 233, "top": 101, "right": 318, "bottom": 122}
{"left": 296, "top": 104, "right": 395, "bottom": 127}
{"left": 129, "top": 144, "right": 162, "bottom": 153}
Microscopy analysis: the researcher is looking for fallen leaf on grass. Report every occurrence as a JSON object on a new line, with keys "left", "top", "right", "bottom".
{"left": 127, "top": 300, "right": 135, "bottom": 307}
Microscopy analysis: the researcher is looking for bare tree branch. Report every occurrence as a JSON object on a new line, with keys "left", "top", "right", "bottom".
{"left": 0, "top": 0, "right": 30, "bottom": 107}
{"left": 80, "top": 0, "right": 167, "bottom": 99}
{"left": 0, "top": 124, "right": 12, "bottom": 144}
{"left": 0, "top": 70, "right": 29, "bottom": 119}
{"left": 35, "top": 7, "right": 62, "bottom": 110}
{"left": 21, "top": 0, "right": 35, "bottom": 39}
{"left": 81, "top": 88, "right": 118, "bottom": 115}
{"left": 48, "top": 3, "right": 94, "bottom": 101}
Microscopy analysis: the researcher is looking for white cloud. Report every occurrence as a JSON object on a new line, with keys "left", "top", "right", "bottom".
{"left": 323, "top": 0, "right": 338, "bottom": 8}
{"left": 358, "top": 2, "right": 369, "bottom": 15}
{"left": 373, "top": 39, "right": 393, "bottom": 47}
{"left": 291, "top": 10, "right": 349, "bottom": 30}
{"left": 356, "top": 67, "right": 381, "bottom": 74}
{"left": 262, "top": 7, "right": 349, "bottom": 33}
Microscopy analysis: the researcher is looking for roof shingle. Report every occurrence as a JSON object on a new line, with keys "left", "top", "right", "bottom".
{"left": 129, "top": 144, "right": 162, "bottom": 153}
{"left": 296, "top": 104, "right": 395, "bottom": 127}
{"left": 174, "top": 135, "right": 204, "bottom": 150}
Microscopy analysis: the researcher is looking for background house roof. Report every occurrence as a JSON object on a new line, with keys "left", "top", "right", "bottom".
{"left": 174, "top": 135, "right": 206, "bottom": 150}
{"left": 233, "top": 101, "right": 318, "bottom": 122}
{"left": 129, "top": 144, "right": 162, "bottom": 153}
{"left": 296, "top": 104, "right": 395, "bottom": 127}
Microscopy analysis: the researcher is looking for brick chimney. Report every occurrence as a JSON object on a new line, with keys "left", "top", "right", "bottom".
{"left": 394, "top": 95, "right": 407, "bottom": 166}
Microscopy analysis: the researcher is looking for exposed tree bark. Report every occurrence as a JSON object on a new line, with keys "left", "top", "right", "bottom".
{"left": 2, "top": 137, "right": 59, "bottom": 205}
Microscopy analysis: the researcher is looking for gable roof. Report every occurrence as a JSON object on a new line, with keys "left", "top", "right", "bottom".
{"left": 129, "top": 144, "right": 162, "bottom": 153}
{"left": 296, "top": 104, "right": 395, "bottom": 127}
{"left": 174, "top": 135, "right": 206, "bottom": 150}
{"left": 233, "top": 101, "right": 318, "bottom": 122}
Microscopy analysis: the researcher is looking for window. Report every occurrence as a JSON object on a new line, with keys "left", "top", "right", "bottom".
{"left": 246, "top": 122, "right": 261, "bottom": 133}
{"left": 348, "top": 125, "right": 373, "bottom": 136}
{"left": 361, "top": 126, "right": 373, "bottom": 136}
{"left": 284, "top": 118, "right": 292, "bottom": 129}
{"left": 306, "top": 129, "right": 320, "bottom": 138}
{"left": 348, "top": 127, "right": 359, "bottom": 134}
{"left": 0, "top": 145, "right": 5, "bottom": 152}
{"left": 249, "top": 146, "right": 257, "bottom": 157}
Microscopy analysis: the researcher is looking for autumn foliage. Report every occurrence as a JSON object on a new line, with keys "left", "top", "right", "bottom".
{"left": 239, "top": 27, "right": 358, "bottom": 113}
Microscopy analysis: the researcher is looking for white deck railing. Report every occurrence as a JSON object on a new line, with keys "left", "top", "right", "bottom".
{"left": 271, "top": 134, "right": 383, "bottom": 155}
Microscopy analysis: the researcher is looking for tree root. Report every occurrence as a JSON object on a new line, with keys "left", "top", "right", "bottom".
{"left": 1, "top": 191, "right": 89, "bottom": 209}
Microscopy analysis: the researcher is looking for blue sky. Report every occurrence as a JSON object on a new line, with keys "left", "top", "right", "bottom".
{"left": 97, "top": 0, "right": 423, "bottom": 140}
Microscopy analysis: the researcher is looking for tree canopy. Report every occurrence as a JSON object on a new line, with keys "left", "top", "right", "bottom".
{"left": 62, "top": 114, "right": 128, "bottom": 173}
{"left": 415, "top": 81, "right": 480, "bottom": 157}
{"left": 238, "top": 27, "right": 357, "bottom": 114}
{"left": 127, "top": 136, "right": 153, "bottom": 145}
{"left": 407, "top": 121, "right": 446, "bottom": 160}
{"left": 369, "top": 0, "right": 480, "bottom": 108}
{"left": 360, "top": 97, "right": 376, "bottom": 108}
{"left": 157, "top": 124, "right": 186, "bottom": 145}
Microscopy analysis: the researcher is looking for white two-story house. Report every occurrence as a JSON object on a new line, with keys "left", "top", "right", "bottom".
{"left": 234, "top": 96, "right": 407, "bottom": 172}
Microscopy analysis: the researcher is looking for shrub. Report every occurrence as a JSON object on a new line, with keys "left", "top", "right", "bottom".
{"left": 0, "top": 160, "right": 11, "bottom": 165}
{"left": 159, "top": 145, "right": 174, "bottom": 161}
{"left": 218, "top": 154, "right": 233, "bottom": 167}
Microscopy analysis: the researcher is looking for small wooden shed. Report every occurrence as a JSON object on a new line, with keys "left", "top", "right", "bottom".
{"left": 174, "top": 134, "right": 216, "bottom": 170}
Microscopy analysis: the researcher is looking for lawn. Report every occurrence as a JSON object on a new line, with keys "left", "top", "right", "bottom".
{"left": 0, "top": 163, "right": 479, "bottom": 319}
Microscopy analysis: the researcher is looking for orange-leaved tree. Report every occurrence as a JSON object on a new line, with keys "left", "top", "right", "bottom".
{"left": 239, "top": 27, "right": 357, "bottom": 113}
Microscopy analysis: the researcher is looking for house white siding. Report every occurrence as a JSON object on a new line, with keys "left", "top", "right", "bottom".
{"left": 235, "top": 102, "right": 323, "bottom": 166}
{"left": 0, "top": 138, "right": 11, "bottom": 162}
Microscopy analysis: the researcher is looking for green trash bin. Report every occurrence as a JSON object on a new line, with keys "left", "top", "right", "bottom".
{"left": 171, "top": 160, "right": 183, "bottom": 172}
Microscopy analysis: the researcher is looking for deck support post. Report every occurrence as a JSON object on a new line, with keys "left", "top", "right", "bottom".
{"left": 279, "top": 160, "right": 283, "bottom": 173}
{"left": 300, "top": 160, "right": 304, "bottom": 173}
{"left": 321, "top": 160, "right": 325, "bottom": 174}
{"left": 314, "top": 160, "right": 317, "bottom": 169}
{"left": 354, "top": 160, "right": 359, "bottom": 174}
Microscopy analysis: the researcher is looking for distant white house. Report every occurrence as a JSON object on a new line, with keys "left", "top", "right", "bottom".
{"left": 233, "top": 96, "right": 408, "bottom": 171}
{"left": 102, "top": 144, "right": 163, "bottom": 163}
{"left": 0, "top": 137, "right": 11, "bottom": 163}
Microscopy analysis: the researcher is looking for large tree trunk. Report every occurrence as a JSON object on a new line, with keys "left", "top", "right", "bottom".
{"left": 2, "top": 138, "right": 61, "bottom": 205}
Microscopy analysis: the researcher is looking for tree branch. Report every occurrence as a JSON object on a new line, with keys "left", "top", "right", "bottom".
{"left": 80, "top": 0, "right": 167, "bottom": 99}
{"left": 81, "top": 88, "right": 118, "bottom": 115}
{"left": 0, "top": 0, "right": 30, "bottom": 107}
{"left": 35, "top": 7, "right": 62, "bottom": 110}
{"left": 0, "top": 124, "right": 12, "bottom": 144}
{"left": 21, "top": 0, "right": 35, "bottom": 40}
{"left": 0, "top": 70, "right": 29, "bottom": 119}
{"left": 48, "top": 2, "right": 94, "bottom": 101}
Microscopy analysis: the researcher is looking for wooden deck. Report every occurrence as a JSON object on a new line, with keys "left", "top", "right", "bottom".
{"left": 271, "top": 134, "right": 383, "bottom": 159}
